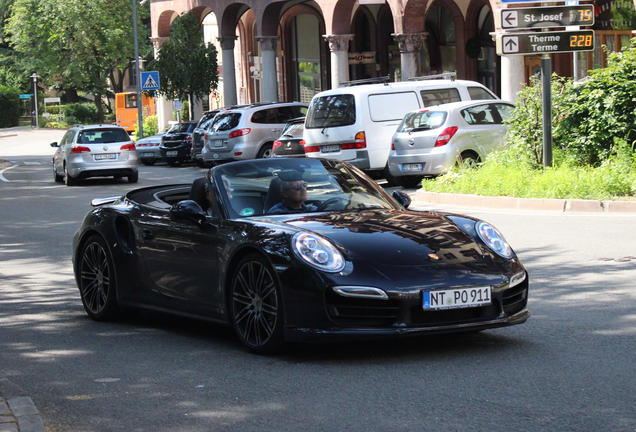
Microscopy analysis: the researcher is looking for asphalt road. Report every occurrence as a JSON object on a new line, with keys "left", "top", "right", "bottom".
{"left": 1, "top": 128, "right": 636, "bottom": 432}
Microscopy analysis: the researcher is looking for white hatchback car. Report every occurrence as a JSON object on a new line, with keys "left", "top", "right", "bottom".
{"left": 385, "top": 100, "right": 515, "bottom": 187}
{"left": 51, "top": 124, "right": 138, "bottom": 186}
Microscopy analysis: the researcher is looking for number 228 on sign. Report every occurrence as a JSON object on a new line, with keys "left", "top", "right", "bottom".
{"left": 570, "top": 34, "right": 593, "bottom": 48}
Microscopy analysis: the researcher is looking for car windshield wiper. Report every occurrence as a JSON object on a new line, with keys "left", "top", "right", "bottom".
{"left": 409, "top": 126, "right": 432, "bottom": 134}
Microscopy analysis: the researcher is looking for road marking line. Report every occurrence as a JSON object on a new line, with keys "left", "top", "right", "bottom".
{"left": 0, "top": 164, "right": 17, "bottom": 182}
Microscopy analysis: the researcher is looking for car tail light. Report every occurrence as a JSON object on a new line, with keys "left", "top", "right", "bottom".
{"left": 204, "top": 133, "right": 209, "bottom": 140}
{"left": 391, "top": 141, "right": 395, "bottom": 150}
{"left": 70, "top": 146, "right": 91, "bottom": 154}
{"left": 234, "top": 152, "right": 242, "bottom": 156}
{"left": 273, "top": 141, "right": 282, "bottom": 149}
{"left": 300, "top": 140, "right": 306, "bottom": 146}
{"left": 120, "top": 143, "right": 136, "bottom": 151}
{"left": 228, "top": 128, "right": 251, "bottom": 139}
{"left": 340, "top": 131, "right": 366, "bottom": 150}
{"left": 184, "top": 136, "right": 192, "bottom": 142}
{"left": 434, "top": 127, "right": 458, "bottom": 147}
{"left": 304, "top": 145, "right": 321, "bottom": 153}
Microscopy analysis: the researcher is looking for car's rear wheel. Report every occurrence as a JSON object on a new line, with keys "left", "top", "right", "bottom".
{"left": 140, "top": 158, "right": 156, "bottom": 166}
{"left": 53, "top": 165, "right": 64, "bottom": 183}
{"left": 257, "top": 143, "right": 273, "bottom": 159}
{"left": 78, "top": 235, "right": 119, "bottom": 321}
{"left": 64, "top": 164, "right": 77, "bottom": 186}
{"left": 128, "top": 171, "right": 139, "bottom": 183}
{"left": 167, "top": 160, "right": 180, "bottom": 167}
{"left": 230, "top": 254, "right": 285, "bottom": 354}
{"left": 458, "top": 151, "right": 480, "bottom": 169}
{"left": 383, "top": 165, "right": 422, "bottom": 188}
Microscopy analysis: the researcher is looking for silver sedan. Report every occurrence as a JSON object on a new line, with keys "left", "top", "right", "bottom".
{"left": 135, "top": 132, "right": 165, "bottom": 166}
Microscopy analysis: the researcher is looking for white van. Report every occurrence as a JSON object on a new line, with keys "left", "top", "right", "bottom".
{"left": 303, "top": 74, "right": 498, "bottom": 183}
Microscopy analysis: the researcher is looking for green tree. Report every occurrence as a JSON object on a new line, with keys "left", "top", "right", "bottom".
{"left": 150, "top": 12, "right": 219, "bottom": 103}
{"left": 6, "top": 0, "right": 152, "bottom": 121}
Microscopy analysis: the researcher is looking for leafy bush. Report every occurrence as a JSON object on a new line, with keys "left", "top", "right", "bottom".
{"left": 0, "top": 86, "right": 21, "bottom": 128}
{"left": 555, "top": 38, "right": 636, "bottom": 165}
{"left": 179, "top": 100, "right": 190, "bottom": 121}
{"left": 133, "top": 115, "right": 158, "bottom": 140}
{"left": 64, "top": 103, "right": 98, "bottom": 124}
{"left": 43, "top": 120, "right": 66, "bottom": 129}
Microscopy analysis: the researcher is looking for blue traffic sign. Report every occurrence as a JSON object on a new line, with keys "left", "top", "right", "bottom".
{"left": 141, "top": 71, "right": 160, "bottom": 91}
{"left": 19, "top": 94, "right": 33, "bottom": 99}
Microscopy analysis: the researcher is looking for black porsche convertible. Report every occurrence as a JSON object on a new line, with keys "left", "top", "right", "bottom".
{"left": 73, "top": 158, "right": 529, "bottom": 353}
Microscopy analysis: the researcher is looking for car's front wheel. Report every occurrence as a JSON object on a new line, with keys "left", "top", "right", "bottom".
{"left": 78, "top": 235, "right": 119, "bottom": 321}
{"left": 53, "top": 164, "right": 64, "bottom": 183}
{"left": 230, "top": 254, "right": 285, "bottom": 354}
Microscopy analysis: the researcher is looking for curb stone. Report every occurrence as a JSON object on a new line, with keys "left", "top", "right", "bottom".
{"left": 414, "top": 190, "right": 636, "bottom": 213}
{"left": 0, "top": 379, "right": 46, "bottom": 432}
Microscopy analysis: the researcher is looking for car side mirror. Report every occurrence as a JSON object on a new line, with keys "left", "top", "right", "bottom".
{"left": 50, "top": 142, "right": 59, "bottom": 147}
{"left": 392, "top": 190, "right": 412, "bottom": 209}
{"left": 170, "top": 200, "right": 207, "bottom": 226}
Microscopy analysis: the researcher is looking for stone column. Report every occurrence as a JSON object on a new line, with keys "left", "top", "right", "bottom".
{"left": 392, "top": 33, "right": 427, "bottom": 81}
{"left": 256, "top": 36, "right": 279, "bottom": 103}
{"left": 151, "top": 37, "right": 173, "bottom": 132}
{"left": 218, "top": 36, "right": 238, "bottom": 106}
{"left": 323, "top": 34, "right": 354, "bottom": 88}
{"left": 500, "top": 56, "right": 525, "bottom": 103}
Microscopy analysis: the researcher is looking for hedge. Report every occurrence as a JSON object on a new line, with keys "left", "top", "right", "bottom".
{"left": 0, "top": 86, "right": 21, "bottom": 128}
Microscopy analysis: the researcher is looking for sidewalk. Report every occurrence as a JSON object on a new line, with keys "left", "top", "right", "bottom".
{"left": 414, "top": 189, "right": 636, "bottom": 213}
{"left": 0, "top": 378, "right": 46, "bottom": 432}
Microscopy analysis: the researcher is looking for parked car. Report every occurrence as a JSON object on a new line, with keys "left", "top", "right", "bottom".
{"left": 191, "top": 109, "right": 221, "bottom": 167}
{"left": 51, "top": 124, "right": 138, "bottom": 186}
{"left": 72, "top": 157, "right": 529, "bottom": 354}
{"left": 386, "top": 100, "right": 515, "bottom": 187}
{"left": 135, "top": 133, "right": 166, "bottom": 166}
{"left": 303, "top": 74, "right": 499, "bottom": 184}
{"left": 159, "top": 121, "right": 198, "bottom": 166}
{"left": 271, "top": 117, "right": 306, "bottom": 158}
{"left": 201, "top": 101, "right": 307, "bottom": 165}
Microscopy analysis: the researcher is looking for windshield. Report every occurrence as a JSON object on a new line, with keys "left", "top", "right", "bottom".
{"left": 168, "top": 123, "right": 196, "bottom": 133}
{"left": 78, "top": 128, "right": 130, "bottom": 144}
{"left": 305, "top": 94, "right": 355, "bottom": 128}
{"left": 397, "top": 110, "right": 447, "bottom": 132}
{"left": 213, "top": 158, "right": 397, "bottom": 218}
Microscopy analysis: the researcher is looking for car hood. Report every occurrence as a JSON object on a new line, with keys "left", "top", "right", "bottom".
{"left": 262, "top": 209, "right": 493, "bottom": 268}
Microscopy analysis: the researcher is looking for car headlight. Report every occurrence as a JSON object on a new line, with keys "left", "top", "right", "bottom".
{"left": 292, "top": 232, "right": 345, "bottom": 273}
{"left": 476, "top": 222, "right": 513, "bottom": 259}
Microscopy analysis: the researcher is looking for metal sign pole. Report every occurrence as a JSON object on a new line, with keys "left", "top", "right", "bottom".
{"left": 541, "top": 53, "right": 552, "bottom": 169}
{"left": 132, "top": 0, "right": 143, "bottom": 139}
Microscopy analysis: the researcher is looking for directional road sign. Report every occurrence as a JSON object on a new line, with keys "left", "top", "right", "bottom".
{"left": 141, "top": 71, "right": 160, "bottom": 91}
{"left": 496, "top": 30, "right": 594, "bottom": 56}
{"left": 496, "top": 5, "right": 594, "bottom": 30}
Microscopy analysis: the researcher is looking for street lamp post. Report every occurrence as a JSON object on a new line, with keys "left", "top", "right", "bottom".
{"left": 30, "top": 73, "right": 39, "bottom": 128}
{"left": 132, "top": 0, "right": 143, "bottom": 139}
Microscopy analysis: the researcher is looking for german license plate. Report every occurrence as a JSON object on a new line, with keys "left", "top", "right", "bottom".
{"left": 166, "top": 151, "right": 178, "bottom": 157}
{"left": 423, "top": 286, "right": 491, "bottom": 310}
{"left": 402, "top": 163, "right": 423, "bottom": 172}
{"left": 214, "top": 139, "right": 223, "bottom": 147}
{"left": 322, "top": 144, "right": 340, "bottom": 153}
{"left": 140, "top": 152, "right": 154, "bottom": 157}
{"left": 94, "top": 153, "right": 116, "bottom": 160}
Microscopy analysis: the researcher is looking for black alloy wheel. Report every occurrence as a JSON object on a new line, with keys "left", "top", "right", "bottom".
{"left": 230, "top": 254, "right": 284, "bottom": 354}
{"left": 79, "top": 235, "right": 119, "bottom": 321}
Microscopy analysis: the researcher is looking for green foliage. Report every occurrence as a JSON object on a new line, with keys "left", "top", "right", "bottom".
{"left": 555, "top": 38, "right": 636, "bottom": 165}
{"left": 6, "top": 0, "right": 152, "bottom": 116}
{"left": 504, "top": 74, "right": 572, "bottom": 168}
{"left": 0, "top": 85, "right": 20, "bottom": 127}
{"left": 64, "top": 103, "right": 98, "bottom": 124}
{"left": 133, "top": 115, "right": 158, "bottom": 140}
{"left": 421, "top": 142, "right": 636, "bottom": 201}
{"left": 42, "top": 120, "right": 65, "bottom": 129}
{"left": 150, "top": 11, "right": 219, "bottom": 102}
{"left": 180, "top": 100, "right": 190, "bottom": 121}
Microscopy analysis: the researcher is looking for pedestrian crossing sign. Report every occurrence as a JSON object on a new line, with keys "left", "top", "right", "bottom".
{"left": 141, "top": 71, "right": 160, "bottom": 91}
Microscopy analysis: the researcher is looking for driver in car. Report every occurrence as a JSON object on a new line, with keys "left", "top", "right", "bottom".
{"left": 267, "top": 170, "right": 317, "bottom": 214}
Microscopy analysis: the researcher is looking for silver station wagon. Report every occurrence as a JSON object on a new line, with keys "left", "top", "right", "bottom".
{"left": 386, "top": 100, "right": 515, "bottom": 187}
{"left": 51, "top": 124, "right": 138, "bottom": 186}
